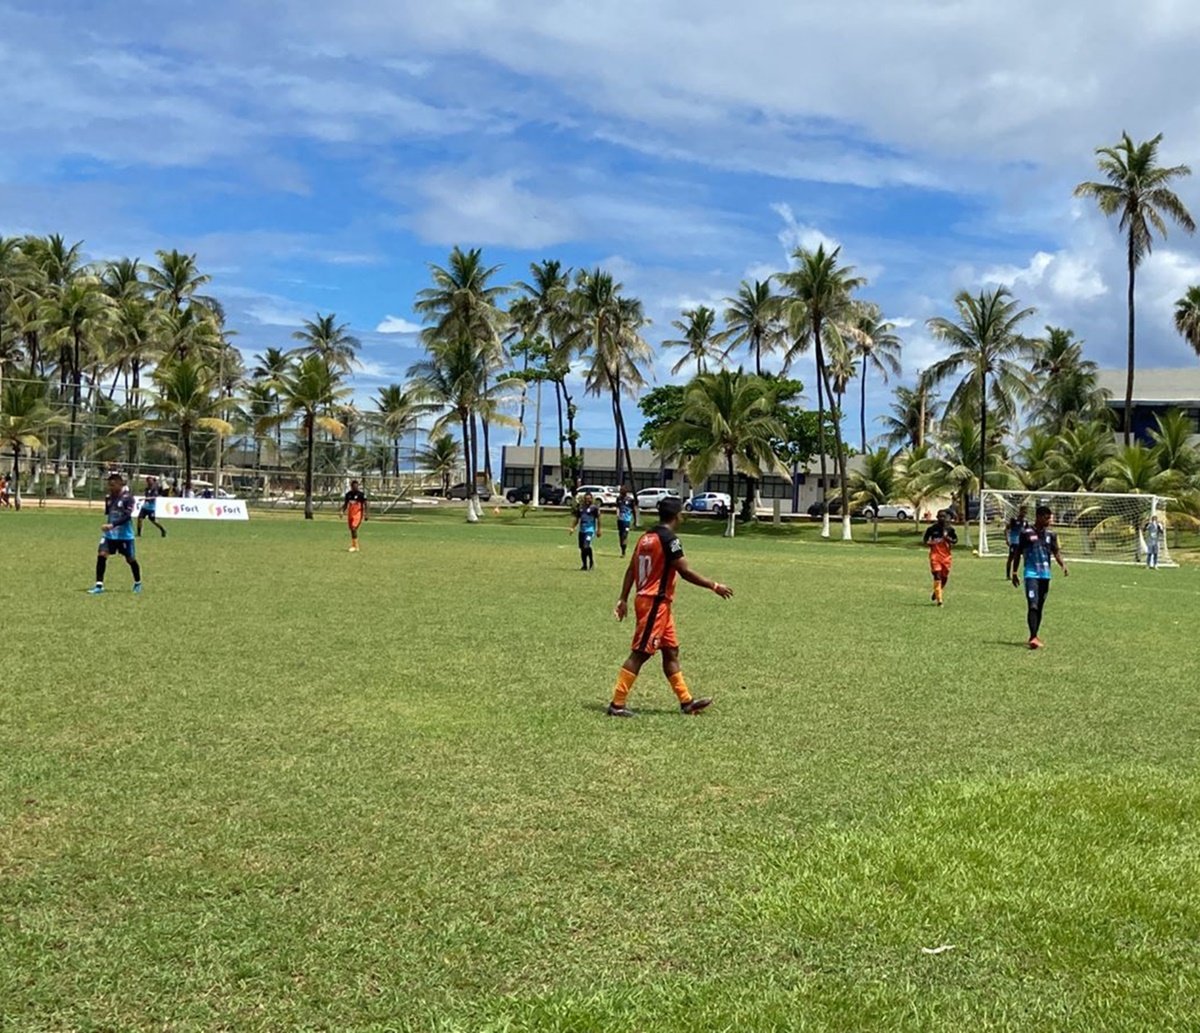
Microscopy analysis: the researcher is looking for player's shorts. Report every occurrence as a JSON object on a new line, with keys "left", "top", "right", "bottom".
{"left": 617, "top": 520, "right": 631, "bottom": 537}
{"left": 930, "top": 562, "right": 951, "bottom": 582}
{"left": 1024, "top": 577, "right": 1050, "bottom": 608}
{"left": 347, "top": 503, "right": 364, "bottom": 531}
{"left": 633, "top": 596, "right": 678, "bottom": 656}
{"left": 138, "top": 503, "right": 156, "bottom": 518}
{"left": 99, "top": 537, "right": 136, "bottom": 559}
{"left": 578, "top": 531, "right": 594, "bottom": 549}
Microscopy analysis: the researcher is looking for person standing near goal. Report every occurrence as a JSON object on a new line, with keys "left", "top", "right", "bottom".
{"left": 1144, "top": 513, "right": 1165, "bottom": 569}
{"left": 608, "top": 497, "right": 732, "bottom": 717}
{"left": 1012, "top": 505, "right": 1068, "bottom": 649}
{"left": 1004, "top": 504, "right": 1028, "bottom": 581}
{"left": 923, "top": 510, "right": 957, "bottom": 606}
{"left": 341, "top": 479, "right": 368, "bottom": 552}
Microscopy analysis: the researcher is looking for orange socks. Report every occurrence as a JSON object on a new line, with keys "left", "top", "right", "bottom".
{"left": 668, "top": 671, "right": 692, "bottom": 705}
{"left": 612, "top": 668, "right": 637, "bottom": 707}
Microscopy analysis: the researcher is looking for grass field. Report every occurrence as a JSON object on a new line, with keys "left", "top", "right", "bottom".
{"left": 3, "top": 506, "right": 1200, "bottom": 1032}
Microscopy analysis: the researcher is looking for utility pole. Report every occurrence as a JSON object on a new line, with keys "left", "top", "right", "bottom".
{"left": 532, "top": 373, "right": 543, "bottom": 507}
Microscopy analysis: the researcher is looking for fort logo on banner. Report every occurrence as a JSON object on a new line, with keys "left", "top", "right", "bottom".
{"left": 145, "top": 498, "right": 250, "bottom": 521}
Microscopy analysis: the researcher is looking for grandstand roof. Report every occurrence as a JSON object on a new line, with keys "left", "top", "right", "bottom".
{"left": 1098, "top": 368, "right": 1200, "bottom": 406}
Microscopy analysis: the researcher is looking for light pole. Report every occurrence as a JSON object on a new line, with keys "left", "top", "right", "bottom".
{"left": 532, "top": 373, "right": 543, "bottom": 508}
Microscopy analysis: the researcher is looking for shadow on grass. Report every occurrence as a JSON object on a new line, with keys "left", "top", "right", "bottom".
{"left": 580, "top": 701, "right": 682, "bottom": 718}
{"left": 986, "top": 640, "right": 1036, "bottom": 650}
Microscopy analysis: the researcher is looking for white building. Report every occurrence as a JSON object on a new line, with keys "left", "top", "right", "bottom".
{"left": 1097, "top": 368, "right": 1200, "bottom": 443}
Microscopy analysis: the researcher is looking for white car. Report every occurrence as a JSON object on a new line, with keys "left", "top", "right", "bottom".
{"left": 860, "top": 502, "right": 912, "bottom": 520}
{"left": 576, "top": 485, "right": 618, "bottom": 505}
{"left": 685, "top": 491, "right": 732, "bottom": 515}
{"left": 636, "top": 487, "right": 681, "bottom": 508}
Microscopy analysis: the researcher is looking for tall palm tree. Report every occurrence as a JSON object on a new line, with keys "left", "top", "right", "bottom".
{"left": 848, "top": 448, "right": 897, "bottom": 541}
{"left": 414, "top": 247, "right": 511, "bottom": 490}
{"left": 251, "top": 346, "right": 291, "bottom": 458}
{"left": 504, "top": 296, "right": 540, "bottom": 447}
{"left": 292, "top": 313, "right": 360, "bottom": 375}
{"left": 408, "top": 335, "right": 488, "bottom": 522}
{"left": 148, "top": 249, "right": 219, "bottom": 316}
{"left": 516, "top": 259, "right": 577, "bottom": 482}
{"left": 658, "top": 370, "right": 789, "bottom": 537}
{"left": 844, "top": 302, "right": 902, "bottom": 453}
{"left": 1030, "top": 326, "right": 1108, "bottom": 434}
{"left": 925, "top": 287, "right": 1035, "bottom": 533}
{"left": 1147, "top": 409, "right": 1200, "bottom": 491}
{"left": 664, "top": 305, "right": 722, "bottom": 376}
{"left": 0, "top": 377, "right": 63, "bottom": 506}
{"left": 778, "top": 244, "right": 864, "bottom": 539}
{"left": 159, "top": 304, "right": 222, "bottom": 364}
{"left": 572, "top": 269, "right": 651, "bottom": 486}
{"left": 412, "top": 433, "right": 461, "bottom": 496}
{"left": 115, "top": 358, "right": 233, "bottom": 492}
{"left": 375, "top": 383, "right": 429, "bottom": 477}
{"left": 1075, "top": 132, "right": 1195, "bottom": 444}
{"left": 1174, "top": 286, "right": 1200, "bottom": 358}
{"left": 272, "top": 355, "right": 350, "bottom": 519}
{"left": 721, "top": 279, "right": 785, "bottom": 376}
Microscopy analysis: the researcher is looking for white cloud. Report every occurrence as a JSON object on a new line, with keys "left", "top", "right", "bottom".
{"left": 771, "top": 203, "right": 839, "bottom": 256}
{"left": 375, "top": 315, "right": 423, "bottom": 334}
{"left": 981, "top": 249, "right": 1107, "bottom": 304}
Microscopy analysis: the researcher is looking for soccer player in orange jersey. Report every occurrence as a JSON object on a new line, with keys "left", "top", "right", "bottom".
{"left": 341, "top": 480, "right": 368, "bottom": 552}
{"left": 923, "top": 509, "right": 958, "bottom": 606}
{"left": 608, "top": 496, "right": 733, "bottom": 717}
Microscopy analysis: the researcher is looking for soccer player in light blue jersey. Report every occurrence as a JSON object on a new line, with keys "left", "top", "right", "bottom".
{"left": 89, "top": 472, "right": 142, "bottom": 594}
{"left": 1012, "top": 505, "right": 1067, "bottom": 649}
{"left": 569, "top": 492, "right": 602, "bottom": 570}
{"left": 615, "top": 484, "right": 638, "bottom": 557}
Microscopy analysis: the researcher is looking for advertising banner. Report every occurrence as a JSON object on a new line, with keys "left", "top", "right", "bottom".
{"left": 137, "top": 497, "right": 249, "bottom": 520}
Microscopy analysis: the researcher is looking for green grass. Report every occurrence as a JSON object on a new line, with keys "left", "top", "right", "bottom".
{"left": 3, "top": 506, "right": 1200, "bottom": 1032}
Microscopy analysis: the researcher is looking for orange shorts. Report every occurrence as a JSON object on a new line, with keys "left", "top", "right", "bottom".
{"left": 632, "top": 596, "right": 678, "bottom": 655}
{"left": 347, "top": 503, "right": 364, "bottom": 531}
{"left": 930, "top": 562, "right": 951, "bottom": 581}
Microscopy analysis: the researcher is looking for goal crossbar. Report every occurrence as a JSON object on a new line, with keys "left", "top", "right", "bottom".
{"left": 978, "top": 489, "right": 1176, "bottom": 567}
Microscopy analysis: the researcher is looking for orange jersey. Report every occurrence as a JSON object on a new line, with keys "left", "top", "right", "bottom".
{"left": 633, "top": 527, "right": 684, "bottom": 601}
{"left": 923, "top": 522, "right": 957, "bottom": 569}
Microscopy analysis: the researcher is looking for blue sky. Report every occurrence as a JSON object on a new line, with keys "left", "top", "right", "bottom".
{"left": 4, "top": 0, "right": 1200, "bottom": 459}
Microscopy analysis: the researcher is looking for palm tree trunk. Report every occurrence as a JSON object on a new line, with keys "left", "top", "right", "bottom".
{"left": 754, "top": 331, "right": 762, "bottom": 377}
{"left": 516, "top": 350, "right": 529, "bottom": 447}
{"left": 816, "top": 343, "right": 852, "bottom": 541}
{"left": 1124, "top": 232, "right": 1136, "bottom": 447}
{"left": 725, "top": 452, "right": 736, "bottom": 537}
{"left": 814, "top": 327, "right": 830, "bottom": 539}
{"left": 12, "top": 444, "right": 21, "bottom": 508}
{"left": 553, "top": 378, "right": 564, "bottom": 471}
{"left": 860, "top": 366, "right": 868, "bottom": 454}
{"left": 462, "top": 412, "right": 478, "bottom": 523}
{"left": 979, "top": 368, "right": 988, "bottom": 545}
{"left": 616, "top": 399, "right": 635, "bottom": 493}
{"left": 184, "top": 427, "right": 194, "bottom": 497}
{"left": 303, "top": 417, "right": 314, "bottom": 519}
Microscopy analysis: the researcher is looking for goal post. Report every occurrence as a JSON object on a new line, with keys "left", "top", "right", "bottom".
{"left": 978, "top": 489, "right": 1176, "bottom": 567}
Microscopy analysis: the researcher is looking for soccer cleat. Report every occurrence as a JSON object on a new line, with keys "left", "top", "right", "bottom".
{"left": 160, "top": 527, "right": 167, "bottom": 537}
{"left": 87, "top": 584, "right": 104, "bottom": 595}
{"left": 606, "top": 703, "right": 636, "bottom": 717}
{"left": 680, "top": 697, "right": 713, "bottom": 715}
{"left": 936, "top": 598, "right": 944, "bottom": 607}
{"left": 1029, "top": 637, "right": 1043, "bottom": 650}
{"left": 133, "top": 582, "right": 143, "bottom": 594}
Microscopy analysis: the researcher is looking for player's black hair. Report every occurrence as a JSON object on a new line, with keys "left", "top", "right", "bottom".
{"left": 106, "top": 471, "right": 124, "bottom": 482}
{"left": 1036, "top": 504, "right": 1052, "bottom": 518}
{"left": 658, "top": 496, "right": 684, "bottom": 521}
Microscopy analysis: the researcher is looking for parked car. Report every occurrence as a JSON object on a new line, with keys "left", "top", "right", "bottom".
{"left": 575, "top": 484, "right": 618, "bottom": 505}
{"left": 636, "top": 487, "right": 681, "bottom": 508}
{"left": 859, "top": 503, "right": 912, "bottom": 520}
{"left": 686, "top": 491, "right": 732, "bottom": 515}
{"left": 505, "top": 483, "right": 570, "bottom": 505}
{"left": 806, "top": 498, "right": 843, "bottom": 517}
{"left": 447, "top": 482, "right": 493, "bottom": 502}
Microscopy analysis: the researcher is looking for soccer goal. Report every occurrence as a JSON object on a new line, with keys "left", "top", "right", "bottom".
{"left": 978, "top": 489, "right": 1176, "bottom": 567}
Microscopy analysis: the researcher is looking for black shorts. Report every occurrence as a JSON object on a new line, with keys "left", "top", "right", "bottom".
{"left": 1024, "top": 577, "right": 1049, "bottom": 609}
{"left": 578, "top": 531, "right": 594, "bottom": 550}
{"left": 138, "top": 504, "right": 156, "bottom": 518}
{"left": 617, "top": 520, "right": 631, "bottom": 538}
{"left": 99, "top": 537, "right": 136, "bottom": 559}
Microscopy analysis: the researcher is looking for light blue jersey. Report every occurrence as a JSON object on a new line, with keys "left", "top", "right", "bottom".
{"left": 103, "top": 490, "right": 136, "bottom": 541}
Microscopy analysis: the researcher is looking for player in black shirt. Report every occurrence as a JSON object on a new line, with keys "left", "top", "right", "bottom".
{"left": 341, "top": 480, "right": 368, "bottom": 552}
{"left": 136, "top": 475, "right": 168, "bottom": 538}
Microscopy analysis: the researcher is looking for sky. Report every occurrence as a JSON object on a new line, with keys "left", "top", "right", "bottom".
{"left": 4, "top": 0, "right": 1200, "bottom": 464}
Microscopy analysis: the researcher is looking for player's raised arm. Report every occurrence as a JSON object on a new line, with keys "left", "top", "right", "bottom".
{"left": 675, "top": 556, "right": 733, "bottom": 599}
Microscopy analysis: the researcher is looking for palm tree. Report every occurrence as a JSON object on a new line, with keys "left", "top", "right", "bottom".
{"left": 1075, "top": 132, "right": 1195, "bottom": 444}
{"left": 1174, "top": 286, "right": 1200, "bottom": 358}
{"left": 251, "top": 346, "right": 291, "bottom": 459}
{"left": 881, "top": 382, "right": 938, "bottom": 451}
{"left": 721, "top": 279, "right": 785, "bottom": 376}
{"left": 844, "top": 302, "right": 902, "bottom": 453}
{"left": 516, "top": 260, "right": 577, "bottom": 482}
{"left": 1147, "top": 409, "right": 1200, "bottom": 491}
{"left": 148, "top": 249, "right": 218, "bottom": 316}
{"left": 1100, "top": 443, "right": 1163, "bottom": 494}
{"left": 848, "top": 448, "right": 898, "bottom": 541}
{"left": 375, "top": 383, "right": 428, "bottom": 477}
{"left": 915, "top": 412, "right": 1017, "bottom": 542}
{"left": 159, "top": 304, "right": 222, "bottom": 364}
{"left": 894, "top": 443, "right": 936, "bottom": 531}
{"left": 272, "top": 355, "right": 350, "bottom": 519}
{"left": 1019, "top": 428, "right": 1059, "bottom": 489}
{"left": 1044, "top": 422, "right": 1118, "bottom": 493}
{"left": 925, "top": 287, "right": 1035, "bottom": 533}
{"left": 778, "top": 244, "right": 864, "bottom": 539}
{"left": 1030, "top": 326, "right": 1108, "bottom": 434}
{"left": 572, "top": 269, "right": 651, "bottom": 486}
{"left": 415, "top": 247, "right": 511, "bottom": 490}
{"left": 0, "top": 377, "right": 63, "bottom": 506}
{"left": 408, "top": 335, "right": 487, "bottom": 522}
{"left": 292, "top": 313, "right": 360, "bottom": 375}
{"left": 413, "top": 433, "right": 461, "bottom": 496}
{"left": 658, "top": 370, "right": 789, "bottom": 537}
{"left": 116, "top": 359, "right": 233, "bottom": 492}
{"left": 664, "top": 305, "right": 722, "bottom": 376}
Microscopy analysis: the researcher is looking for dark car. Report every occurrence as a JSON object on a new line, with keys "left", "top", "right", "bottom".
{"left": 806, "top": 497, "right": 843, "bottom": 518}
{"left": 447, "top": 482, "right": 493, "bottom": 502}
{"left": 506, "top": 483, "right": 569, "bottom": 505}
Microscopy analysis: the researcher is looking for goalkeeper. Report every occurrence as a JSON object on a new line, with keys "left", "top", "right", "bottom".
{"left": 1012, "top": 505, "right": 1068, "bottom": 650}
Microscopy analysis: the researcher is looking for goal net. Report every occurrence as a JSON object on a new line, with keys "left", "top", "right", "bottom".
{"left": 978, "top": 489, "right": 1176, "bottom": 567}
